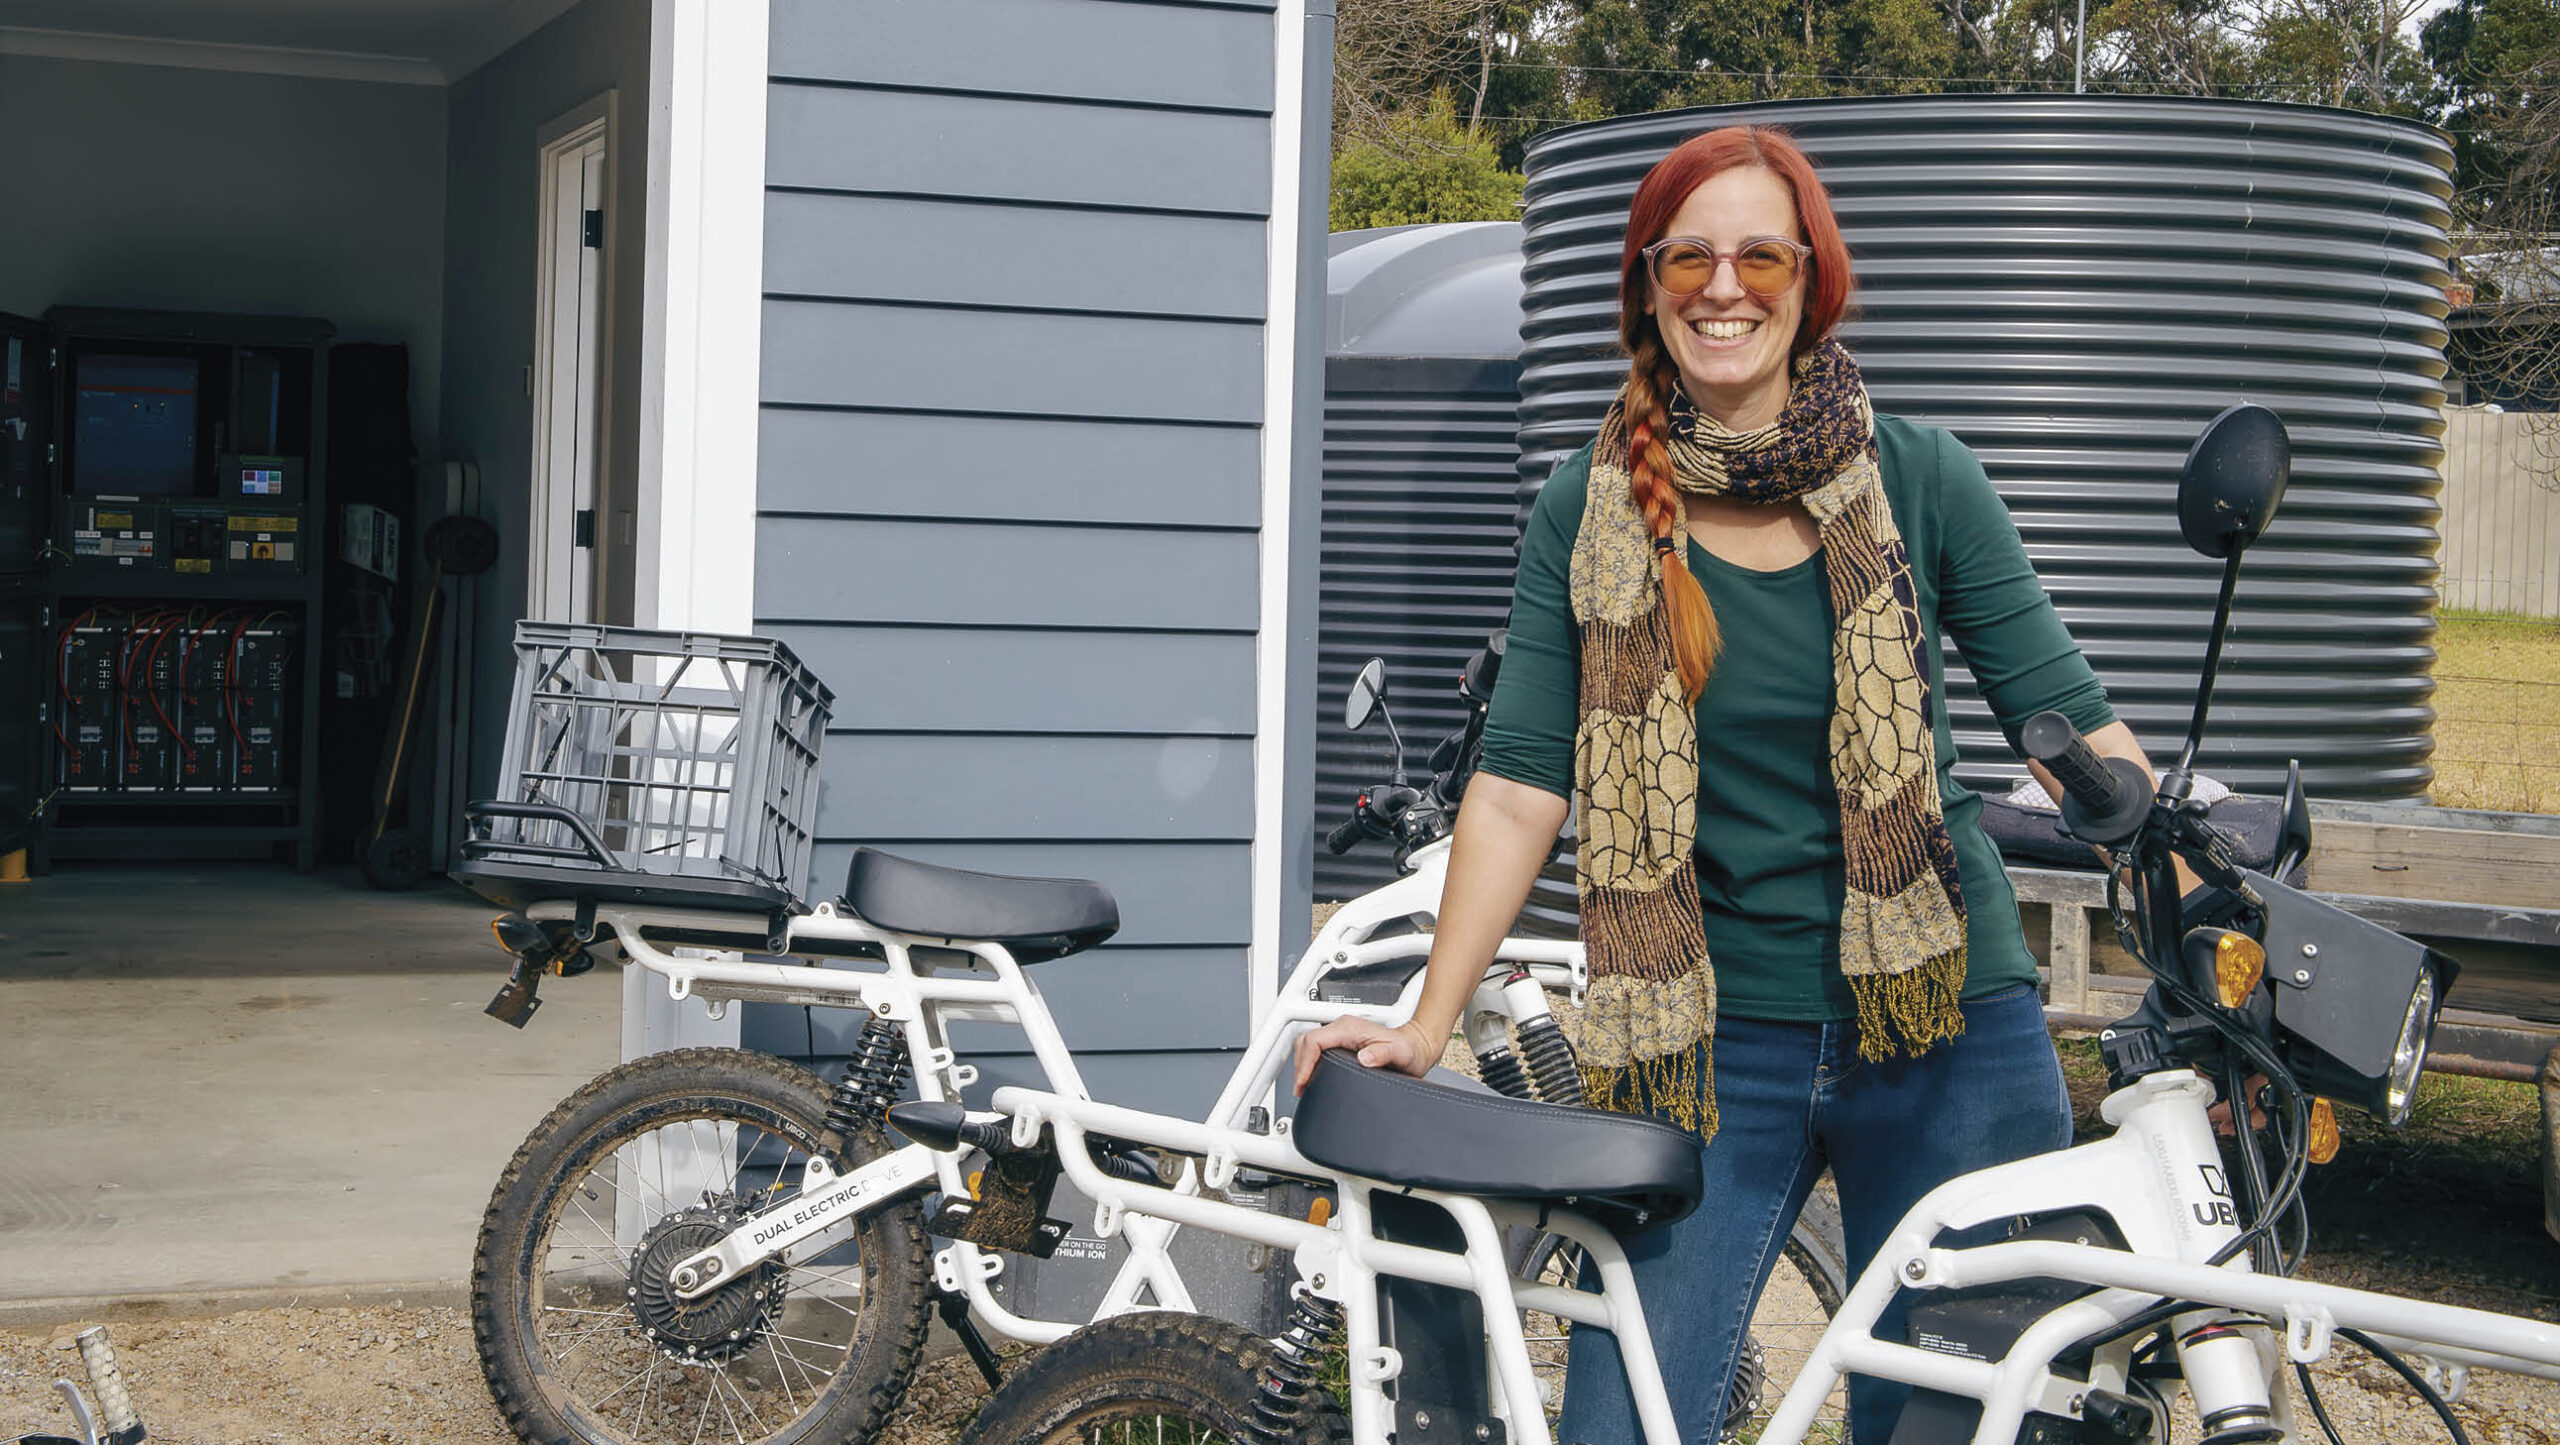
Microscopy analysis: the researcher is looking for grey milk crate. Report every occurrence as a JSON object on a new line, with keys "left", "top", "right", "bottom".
{"left": 453, "top": 622, "right": 833, "bottom": 927}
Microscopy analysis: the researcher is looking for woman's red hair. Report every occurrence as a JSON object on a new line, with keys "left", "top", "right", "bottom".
{"left": 1616, "top": 126, "right": 1854, "bottom": 700}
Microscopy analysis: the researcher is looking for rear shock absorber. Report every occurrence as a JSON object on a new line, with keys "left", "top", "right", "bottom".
{"left": 1473, "top": 1040, "right": 1533, "bottom": 1099}
{"left": 1494, "top": 968, "right": 1585, "bottom": 1106}
{"left": 1518, "top": 1014, "right": 1583, "bottom": 1106}
{"left": 821, "top": 1014, "right": 913, "bottom": 1159}
{"left": 1463, "top": 984, "right": 1534, "bottom": 1100}
{"left": 1253, "top": 1289, "right": 1346, "bottom": 1445}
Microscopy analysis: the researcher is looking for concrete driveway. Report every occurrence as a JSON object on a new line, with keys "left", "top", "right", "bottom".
{"left": 0, "top": 864, "right": 621, "bottom": 1322}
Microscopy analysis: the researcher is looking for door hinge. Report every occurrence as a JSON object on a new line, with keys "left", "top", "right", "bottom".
{"left": 575, "top": 509, "right": 597, "bottom": 548}
{"left": 583, "top": 209, "right": 604, "bottom": 249}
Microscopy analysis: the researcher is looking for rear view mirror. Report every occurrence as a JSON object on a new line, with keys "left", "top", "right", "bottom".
{"left": 1345, "top": 658, "right": 1387, "bottom": 731}
{"left": 2178, "top": 404, "right": 2292, "bottom": 559}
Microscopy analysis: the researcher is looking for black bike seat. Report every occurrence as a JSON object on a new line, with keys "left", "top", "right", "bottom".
{"left": 1291, "top": 1048, "right": 1702, "bottom": 1234}
{"left": 842, "top": 847, "right": 1119, "bottom": 963}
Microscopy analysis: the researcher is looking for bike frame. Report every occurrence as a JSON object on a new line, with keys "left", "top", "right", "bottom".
{"left": 1751, "top": 1065, "right": 2560, "bottom": 1444}
{"left": 526, "top": 838, "right": 1588, "bottom": 1352}
{"left": 532, "top": 832, "right": 2560, "bottom": 1445}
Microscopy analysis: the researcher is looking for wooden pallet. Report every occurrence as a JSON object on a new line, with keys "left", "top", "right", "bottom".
{"left": 2014, "top": 799, "right": 2560, "bottom": 1078}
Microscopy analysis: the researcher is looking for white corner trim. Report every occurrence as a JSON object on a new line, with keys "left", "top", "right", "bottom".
{"left": 635, "top": 0, "right": 768, "bottom": 636}
{"left": 0, "top": 24, "right": 442, "bottom": 85}
{"left": 1249, "top": 0, "right": 1311, "bottom": 1026}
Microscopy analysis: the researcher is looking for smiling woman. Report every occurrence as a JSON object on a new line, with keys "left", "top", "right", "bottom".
{"left": 1290, "top": 122, "right": 2182, "bottom": 1445}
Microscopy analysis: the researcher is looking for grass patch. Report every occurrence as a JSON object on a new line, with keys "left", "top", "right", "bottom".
{"left": 2434, "top": 610, "right": 2560, "bottom": 813}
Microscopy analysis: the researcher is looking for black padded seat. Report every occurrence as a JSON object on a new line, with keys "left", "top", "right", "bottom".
{"left": 843, "top": 847, "right": 1119, "bottom": 964}
{"left": 1977, "top": 791, "right": 2293, "bottom": 880}
{"left": 1292, "top": 1049, "right": 1703, "bottom": 1234}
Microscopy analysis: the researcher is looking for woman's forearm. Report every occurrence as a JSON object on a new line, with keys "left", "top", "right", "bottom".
{"left": 1398, "top": 774, "right": 1573, "bottom": 1051}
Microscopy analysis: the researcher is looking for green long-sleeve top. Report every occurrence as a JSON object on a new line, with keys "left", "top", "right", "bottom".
{"left": 1479, "top": 415, "right": 2117, "bottom": 1021}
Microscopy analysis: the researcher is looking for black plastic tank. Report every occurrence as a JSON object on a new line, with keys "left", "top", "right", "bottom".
{"left": 1318, "top": 223, "right": 1526, "bottom": 901}
{"left": 1517, "top": 94, "right": 2455, "bottom": 799}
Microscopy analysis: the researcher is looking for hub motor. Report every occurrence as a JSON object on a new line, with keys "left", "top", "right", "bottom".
{"left": 625, "top": 1194, "right": 786, "bottom": 1364}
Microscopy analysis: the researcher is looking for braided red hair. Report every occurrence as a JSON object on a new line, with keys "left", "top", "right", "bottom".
{"left": 1615, "top": 125, "right": 1854, "bottom": 700}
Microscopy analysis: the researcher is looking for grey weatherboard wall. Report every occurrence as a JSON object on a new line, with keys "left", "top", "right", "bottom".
{"left": 1519, "top": 95, "right": 2455, "bottom": 801}
{"left": 748, "top": 0, "right": 1332, "bottom": 1110}
{"left": 1317, "top": 223, "right": 1526, "bottom": 902}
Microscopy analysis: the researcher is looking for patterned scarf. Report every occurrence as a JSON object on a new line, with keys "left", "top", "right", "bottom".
{"left": 1570, "top": 339, "right": 1969, "bottom": 1141}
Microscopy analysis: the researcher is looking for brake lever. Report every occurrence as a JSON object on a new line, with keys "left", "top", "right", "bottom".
{"left": 2165, "top": 804, "right": 2261, "bottom": 902}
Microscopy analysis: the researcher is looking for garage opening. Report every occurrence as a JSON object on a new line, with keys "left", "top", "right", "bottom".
{"left": 0, "top": 0, "right": 658, "bottom": 878}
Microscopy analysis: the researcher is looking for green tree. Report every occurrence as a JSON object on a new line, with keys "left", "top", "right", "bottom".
{"left": 1330, "top": 92, "right": 1530, "bottom": 231}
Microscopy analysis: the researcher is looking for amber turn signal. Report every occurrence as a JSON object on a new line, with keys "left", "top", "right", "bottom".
{"left": 2212, "top": 931, "right": 2267, "bottom": 1008}
{"left": 2306, "top": 1098, "right": 2342, "bottom": 1164}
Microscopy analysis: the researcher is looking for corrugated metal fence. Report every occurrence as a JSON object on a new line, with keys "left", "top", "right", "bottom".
{"left": 2439, "top": 407, "right": 2560, "bottom": 618}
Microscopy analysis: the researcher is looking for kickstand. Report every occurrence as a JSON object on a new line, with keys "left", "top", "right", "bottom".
{"left": 938, "top": 1289, "right": 1007, "bottom": 1392}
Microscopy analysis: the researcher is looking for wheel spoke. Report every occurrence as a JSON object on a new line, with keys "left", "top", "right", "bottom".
{"left": 488, "top": 1065, "right": 929, "bottom": 1445}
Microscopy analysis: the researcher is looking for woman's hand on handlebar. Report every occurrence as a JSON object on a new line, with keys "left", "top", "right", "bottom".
{"left": 1291, "top": 1017, "right": 1438, "bottom": 1091}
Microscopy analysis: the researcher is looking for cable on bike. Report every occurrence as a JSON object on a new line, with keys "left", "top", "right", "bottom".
{"left": 2338, "top": 1327, "right": 2475, "bottom": 1445}
{"left": 2295, "top": 1360, "right": 2348, "bottom": 1445}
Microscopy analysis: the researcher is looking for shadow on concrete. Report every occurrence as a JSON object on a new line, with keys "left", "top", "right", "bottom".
{"left": 0, "top": 863, "right": 624, "bottom": 1317}
{"left": 2, "top": 863, "right": 506, "bottom": 979}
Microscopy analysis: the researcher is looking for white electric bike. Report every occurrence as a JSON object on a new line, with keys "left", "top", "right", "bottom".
{"left": 7, "top": 1328, "right": 143, "bottom": 1445}
{"left": 461, "top": 637, "right": 1844, "bottom": 1445}
{"left": 936, "top": 404, "right": 2560, "bottom": 1445}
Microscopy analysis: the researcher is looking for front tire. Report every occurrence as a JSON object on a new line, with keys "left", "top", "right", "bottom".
{"left": 472, "top": 1047, "right": 933, "bottom": 1445}
{"left": 960, "top": 1312, "right": 1346, "bottom": 1445}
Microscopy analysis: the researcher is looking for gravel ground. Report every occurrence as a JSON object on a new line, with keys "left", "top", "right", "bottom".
{"left": 4, "top": 1032, "right": 2553, "bottom": 1445}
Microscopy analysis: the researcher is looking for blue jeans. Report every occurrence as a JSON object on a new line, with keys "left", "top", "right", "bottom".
{"left": 1554, "top": 983, "right": 2071, "bottom": 1445}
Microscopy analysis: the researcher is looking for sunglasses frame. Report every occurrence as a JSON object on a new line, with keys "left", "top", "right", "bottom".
{"left": 1641, "top": 234, "right": 1814, "bottom": 301}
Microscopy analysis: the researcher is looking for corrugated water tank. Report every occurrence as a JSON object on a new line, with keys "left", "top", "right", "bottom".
{"left": 1518, "top": 94, "right": 2455, "bottom": 800}
{"left": 1318, "top": 223, "right": 1527, "bottom": 901}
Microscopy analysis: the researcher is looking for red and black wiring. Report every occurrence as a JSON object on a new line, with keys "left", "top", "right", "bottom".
{"left": 50, "top": 606, "right": 101, "bottom": 754}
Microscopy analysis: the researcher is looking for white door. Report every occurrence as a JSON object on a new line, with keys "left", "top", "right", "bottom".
{"left": 531, "top": 127, "right": 608, "bottom": 623}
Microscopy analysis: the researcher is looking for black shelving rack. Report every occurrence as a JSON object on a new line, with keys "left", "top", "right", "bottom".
{"left": 27, "top": 309, "right": 333, "bottom": 870}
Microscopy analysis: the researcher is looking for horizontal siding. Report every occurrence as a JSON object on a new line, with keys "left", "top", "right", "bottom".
{"left": 770, "top": 626, "right": 1256, "bottom": 734}
{"left": 763, "top": 300, "right": 1266, "bottom": 423}
{"left": 760, "top": 5, "right": 1287, "bottom": 1115}
{"left": 806, "top": 842, "right": 1251, "bottom": 947}
{"left": 756, "top": 517, "right": 1257, "bottom": 629}
{"left": 963, "top": 1049, "right": 1245, "bottom": 1111}
{"left": 759, "top": 410, "right": 1260, "bottom": 527}
{"left": 812, "top": 736, "right": 1257, "bottom": 839}
{"left": 767, "top": 86, "right": 1271, "bottom": 215}
{"left": 770, "top": 0, "right": 1275, "bottom": 113}
{"left": 766, "top": 192, "right": 1267, "bottom": 320}
{"left": 819, "top": 948, "right": 1248, "bottom": 1053}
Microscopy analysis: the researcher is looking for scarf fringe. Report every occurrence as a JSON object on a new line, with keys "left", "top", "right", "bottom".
{"left": 1848, "top": 948, "right": 1970, "bottom": 1062}
{"left": 1580, "top": 1044, "right": 1717, "bottom": 1143}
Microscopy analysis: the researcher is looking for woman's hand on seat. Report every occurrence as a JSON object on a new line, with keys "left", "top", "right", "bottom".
{"left": 1291, "top": 1017, "right": 1437, "bottom": 1092}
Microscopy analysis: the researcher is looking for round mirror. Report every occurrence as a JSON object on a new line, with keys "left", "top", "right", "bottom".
{"left": 2178, "top": 404, "right": 2292, "bottom": 559}
{"left": 1344, "top": 657, "right": 1388, "bottom": 731}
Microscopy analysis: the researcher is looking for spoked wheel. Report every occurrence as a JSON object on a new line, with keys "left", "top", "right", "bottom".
{"left": 959, "top": 1312, "right": 1346, "bottom": 1445}
{"left": 1517, "top": 1184, "right": 1849, "bottom": 1442}
{"left": 473, "top": 1047, "right": 933, "bottom": 1445}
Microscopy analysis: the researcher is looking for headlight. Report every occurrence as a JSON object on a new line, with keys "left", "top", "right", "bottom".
{"left": 2254, "top": 870, "right": 2461, "bottom": 1126}
{"left": 2380, "top": 964, "right": 2442, "bottom": 1128}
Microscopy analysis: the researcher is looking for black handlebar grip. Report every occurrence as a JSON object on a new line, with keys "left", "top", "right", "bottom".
{"left": 2021, "top": 711, "right": 2127, "bottom": 816}
{"left": 1326, "top": 816, "right": 1366, "bottom": 855}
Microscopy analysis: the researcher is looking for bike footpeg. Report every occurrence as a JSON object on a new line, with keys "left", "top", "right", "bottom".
{"left": 922, "top": 1120, "right": 1072, "bottom": 1257}
{"left": 926, "top": 1197, "right": 1071, "bottom": 1258}
{"left": 485, "top": 966, "right": 543, "bottom": 1028}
